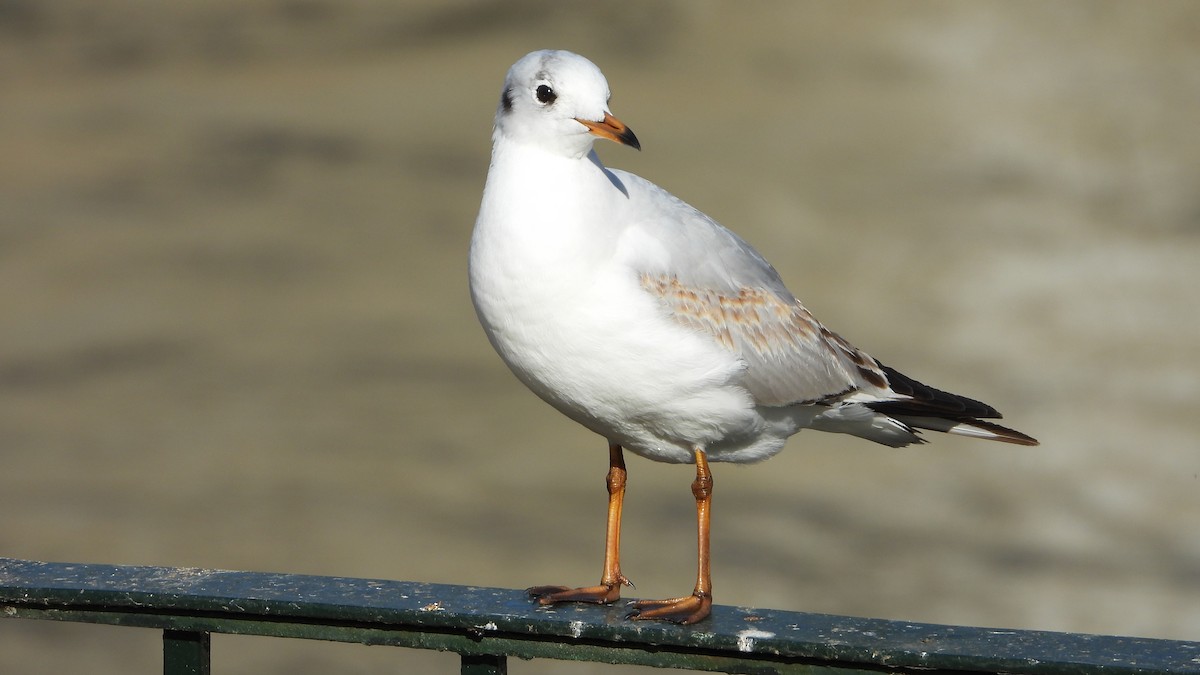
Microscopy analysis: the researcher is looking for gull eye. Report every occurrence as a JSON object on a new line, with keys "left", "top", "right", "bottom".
{"left": 535, "top": 84, "right": 557, "bottom": 105}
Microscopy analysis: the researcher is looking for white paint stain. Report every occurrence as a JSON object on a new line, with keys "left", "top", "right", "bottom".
{"left": 736, "top": 628, "right": 775, "bottom": 652}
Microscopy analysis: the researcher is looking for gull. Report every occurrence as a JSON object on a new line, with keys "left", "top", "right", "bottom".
{"left": 468, "top": 49, "right": 1038, "bottom": 625}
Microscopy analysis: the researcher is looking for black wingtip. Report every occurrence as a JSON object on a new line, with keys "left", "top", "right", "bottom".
{"left": 868, "top": 362, "right": 1039, "bottom": 446}
{"left": 875, "top": 362, "right": 1001, "bottom": 418}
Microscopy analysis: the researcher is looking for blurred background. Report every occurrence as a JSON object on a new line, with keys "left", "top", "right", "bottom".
{"left": 2, "top": 1, "right": 1198, "bottom": 672}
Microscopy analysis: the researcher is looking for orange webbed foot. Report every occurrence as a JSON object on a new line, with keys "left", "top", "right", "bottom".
{"left": 527, "top": 576, "right": 631, "bottom": 606}
{"left": 626, "top": 591, "right": 712, "bottom": 624}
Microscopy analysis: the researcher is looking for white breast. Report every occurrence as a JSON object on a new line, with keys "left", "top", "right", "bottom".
{"left": 469, "top": 145, "right": 769, "bottom": 463}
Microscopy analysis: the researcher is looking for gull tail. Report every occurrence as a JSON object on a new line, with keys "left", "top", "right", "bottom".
{"left": 865, "top": 363, "right": 1040, "bottom": 447}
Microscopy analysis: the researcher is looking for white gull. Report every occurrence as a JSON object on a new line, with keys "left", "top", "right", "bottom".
{"left": 468, "top": 49, "right": 1038, "bottom": 624}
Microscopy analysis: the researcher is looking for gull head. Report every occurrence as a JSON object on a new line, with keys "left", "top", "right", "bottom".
{"left": 494, "top": 50, "right": 640, "bottom": 158}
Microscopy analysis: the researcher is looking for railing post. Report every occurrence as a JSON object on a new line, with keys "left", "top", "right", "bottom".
{"left": 461, "top": 653, "right": 507, "bottom": 675}
{"left": 163, "top": 630, "right": 211, "bottom": 675}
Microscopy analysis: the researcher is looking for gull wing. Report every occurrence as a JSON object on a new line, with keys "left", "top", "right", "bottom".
{"left": 612, "top": 169, "right": 887, "bottom": 407}
{"left": 610, "top": 169, "right": 1038, "bottom": 446}
{"left": 639, "top": 272, "right": 886, "bottom": 407}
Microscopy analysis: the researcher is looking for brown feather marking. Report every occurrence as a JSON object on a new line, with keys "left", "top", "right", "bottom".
{"left": 640, "top": 272, "right": 872, "bottom": 405}
{"left": 640, "top": 273, "right": 823, "bottom": 354}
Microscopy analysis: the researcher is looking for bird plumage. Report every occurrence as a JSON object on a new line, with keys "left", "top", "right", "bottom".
{"left": 470, "top": 49, "right": 1036, "bottom": 465}
{"left": 469, "top": 48, "right": 1037, "bottom": 625}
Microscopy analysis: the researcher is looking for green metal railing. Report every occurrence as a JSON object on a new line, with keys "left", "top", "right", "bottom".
{"left": 2, "top": 558, "right": 1197, "bottom": 674}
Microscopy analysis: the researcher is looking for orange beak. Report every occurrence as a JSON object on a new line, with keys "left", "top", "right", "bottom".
{"left": 576, "top": 112, "right": 641, "bottom": 151}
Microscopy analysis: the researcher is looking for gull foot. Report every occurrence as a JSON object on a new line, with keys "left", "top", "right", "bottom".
{"left": 626, "top": 592, "right": 712, "bottom": 624}
{"left": 526, "top": 579, "right": 629, "bottom": 606}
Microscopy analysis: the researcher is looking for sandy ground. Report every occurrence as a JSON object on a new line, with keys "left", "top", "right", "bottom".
{"left": 2, "top": 2, "right": 1198, "bottom": 673}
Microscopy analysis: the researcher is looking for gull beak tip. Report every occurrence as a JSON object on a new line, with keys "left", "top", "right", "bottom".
{"left": 578, "top": 113, "right": 641, "bottom": 151}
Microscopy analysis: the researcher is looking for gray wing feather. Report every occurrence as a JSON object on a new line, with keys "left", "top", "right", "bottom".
{"left": 640, "top": 272, "right": 886, "bottom": 406}
{"left": 613, "top": 170, "right": 888, "bottom": 407}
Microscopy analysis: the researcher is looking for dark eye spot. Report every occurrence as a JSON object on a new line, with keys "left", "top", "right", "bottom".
{"left": 535, "top": 84, "right": 556, "bottom": 105}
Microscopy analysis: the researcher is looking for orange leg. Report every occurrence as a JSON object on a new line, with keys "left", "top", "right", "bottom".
{"left": 528, "top": 444, "right": 632, "bottom": 605}
{"left": 627, "top": 447, "right": 713, "bottom": 624}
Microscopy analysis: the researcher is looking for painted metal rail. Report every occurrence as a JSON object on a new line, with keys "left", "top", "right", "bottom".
{"left": 2, "top": 558, "right": 1197, "bottom": 674}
